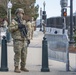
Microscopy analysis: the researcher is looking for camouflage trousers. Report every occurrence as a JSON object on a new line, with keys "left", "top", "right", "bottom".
{"left": 31, "top": 27, "right": 34, "bottom": 39}
{"left": 13, "top": 39, "right": 27, "bottom": 67}
{"left": 28, "top": 30, "right": 31, "bottom": 40}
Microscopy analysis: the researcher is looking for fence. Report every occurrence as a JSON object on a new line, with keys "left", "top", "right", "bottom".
{"left": 45, "top": 33, "right": 69, "bottom": 71}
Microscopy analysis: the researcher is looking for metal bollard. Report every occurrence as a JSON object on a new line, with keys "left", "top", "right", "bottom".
{"left": 41, "top": 37, "right": 50, "bottom": 72}
{"left": 6, "top": 29, "right": 11, "bottom": 43}
{"left": 0, "top": 36, "right": 8, "bottom": 71}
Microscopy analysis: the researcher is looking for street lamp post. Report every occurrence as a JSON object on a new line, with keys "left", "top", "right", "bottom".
{"left": 42, "top": 1, "right": 47, "bottom": 34}
{"left": 40, "top": 8, "right": 42, "bottom": 31}
{"left": 41, "top": 1, "right": 50, "bottom": 72}
{"left": 43, "top": 1, "right": 45, "bottom": 11}
{"left": 0, "top": 1, "right": 12, "bottom": 71}
{"left": 7, "top": 0, "right": 12, "bottom": 42}
{"left": 7, "top": 0, "right": 12, "bottom": 25}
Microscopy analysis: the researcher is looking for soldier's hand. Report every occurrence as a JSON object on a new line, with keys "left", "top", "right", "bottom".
{"left": 27, "top": 39, "right": 30, "bottom": 44}
{"left": 27, "top": 39, "right": 30, "bottom": 47}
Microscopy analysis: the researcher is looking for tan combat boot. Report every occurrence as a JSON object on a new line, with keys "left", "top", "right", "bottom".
{"left": 20, "top": 67, "right": 29, "bottom": 72}
{"left": 14, "top": 66, "right": 21, "bottom": 73}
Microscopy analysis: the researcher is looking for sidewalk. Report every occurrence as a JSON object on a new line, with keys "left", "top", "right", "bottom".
{"left": 0, "top": 30, "right": 76, "bottom": 75}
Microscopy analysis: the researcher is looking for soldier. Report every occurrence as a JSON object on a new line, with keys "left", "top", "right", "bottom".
{"left": 26, "top": 20, "right": 32, "bottom": 40}
{"left": 31, "top": 17, "right": 36, "bottom": 39}
{"left": 8, "top": 8, "right": 30, "bottom": 73}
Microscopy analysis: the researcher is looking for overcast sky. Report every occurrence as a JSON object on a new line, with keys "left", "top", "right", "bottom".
{"left": 36, "top": 0, "right": 76, "bottom": 19}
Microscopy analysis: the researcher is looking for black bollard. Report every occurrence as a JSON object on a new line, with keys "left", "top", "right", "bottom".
{"left": 41, "top": 37, "right": 50, "bottom": 72}
{"left": 6, "top": 30, "right": 11, "bottom": 43}
{"left": 0, "top": 36, "right": 8, "bottom": 71}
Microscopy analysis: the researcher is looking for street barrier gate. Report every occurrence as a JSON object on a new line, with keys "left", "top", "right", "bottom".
{"left": 45, "top": 33, "right": 69, "bottom": 71}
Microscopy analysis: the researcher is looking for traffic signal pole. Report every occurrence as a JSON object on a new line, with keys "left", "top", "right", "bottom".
{"left": 62, "top": 16, "right": 66, "bottom": 34}
{"left": 41, "top": 1, "right": 50, "bottom": 72}
{"left": 69, "top": 0, "right": 74, "bottom": 44}
{"left": 61, "top": 8, "right": 67, "bottom": 34}
{"left": 60, "top": 0, "right": 67, "bottom": 34}
{"left": 60, "top": 0, "right": 69, "bottom": 71}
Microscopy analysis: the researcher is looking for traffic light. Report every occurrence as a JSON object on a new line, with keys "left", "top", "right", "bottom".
{"left": 63, "top": 11, "right": 67, "bottom": 16}
{"left": 62, "top": 8, "right": 67, "bottom": 17}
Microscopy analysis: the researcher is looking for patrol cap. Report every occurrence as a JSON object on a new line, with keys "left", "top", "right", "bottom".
{"left": 15, "top": 8, "right": 24, "bottom": 14}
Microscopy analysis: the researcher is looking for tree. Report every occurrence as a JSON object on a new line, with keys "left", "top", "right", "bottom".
{"left": 12, "top": 0, "right": 39, "bottom": 20}
{"left": 0, "top": 0, "right": 39, "bottom": 20}
{"left": 0, "top": 6, "right": 7, "bottom": 18}
{"left": 0, "top": 0, "right": 7, "bottom": 11}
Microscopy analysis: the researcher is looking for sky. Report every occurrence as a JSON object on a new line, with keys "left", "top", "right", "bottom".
{"left": 36, "top": 0, "right": 76, "bottom": 19}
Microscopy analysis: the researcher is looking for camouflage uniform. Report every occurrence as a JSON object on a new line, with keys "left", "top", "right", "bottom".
{"left": 31, "top": 17, "right": 35, "bottom": 39}
{"left": 8, "top": 8, "right": 29, "bottom": 72}
{"left": 27, "top": 20, "right": 32, "bottom": 40}
{"left": 9, "top": 18, "right": 28, "bottom": 66}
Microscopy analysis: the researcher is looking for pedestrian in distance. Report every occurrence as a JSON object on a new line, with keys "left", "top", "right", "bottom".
{"left": 31, "top": 17, "right": 36, "bottom": 40}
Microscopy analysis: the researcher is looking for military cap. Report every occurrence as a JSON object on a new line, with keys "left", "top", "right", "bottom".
{"left": 15, "top": 8, "right": 24, "bottom": 14}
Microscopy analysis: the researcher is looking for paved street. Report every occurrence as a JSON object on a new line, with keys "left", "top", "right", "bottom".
{"left": 0, "top": 29, "right": 76, "bottom": 75}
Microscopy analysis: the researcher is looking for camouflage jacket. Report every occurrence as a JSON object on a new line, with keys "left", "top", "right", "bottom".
{"left": 8, "top": 17, "right": 28, "bottom": 41}
{"left": 27, "top": 21, "right": 32, "bottom": 30}
{"left": 31, "top": 21, "right": 35, "bottom": 27}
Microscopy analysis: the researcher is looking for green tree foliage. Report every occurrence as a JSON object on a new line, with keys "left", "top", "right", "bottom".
{"left": 0, "top": 0, "right": 8, "bottom": 18}
{"left": 0, "top": 0, "right": 39, "bottom": 20}
{"left": 0, "top": 6, "right": 7, "bottom": 18}
{"left": 12, "top": 0, "right": 39, "bottom": 20}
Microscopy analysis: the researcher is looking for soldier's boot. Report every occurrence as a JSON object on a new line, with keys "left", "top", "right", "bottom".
{"left": 20, "top": 67, "right": 29, "bottom": 72}
{"left": 14, "top": 66, "right": 21, "bottom": 73}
